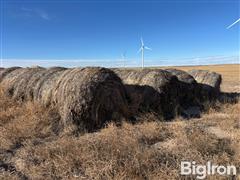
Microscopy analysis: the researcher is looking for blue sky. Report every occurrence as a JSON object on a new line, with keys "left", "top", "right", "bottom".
{"left": 0, "top": 0, "right": 239, "bottom": 67}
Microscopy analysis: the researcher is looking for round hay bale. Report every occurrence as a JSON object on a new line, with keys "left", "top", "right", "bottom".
{"left": 188, "top": 69, "right": 222, "bottom": 90}
{"left": 0, "top": 67, "right": 130, "bottom": 132}
{"left": 113, "top": 69, "right": 180, "bottom": 119}
{"left": 165, "top": 68, "right": 200, "bottom": 108}
{"left": 188, "top": 69, "right": 222, "bottom": 100}
{"left": 52, "top": 67, "right": 130, "bottom": 131}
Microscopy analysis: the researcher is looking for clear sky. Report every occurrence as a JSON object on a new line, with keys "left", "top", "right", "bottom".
{"left": 0, "top": 0, "right": 239, "bottom": 67}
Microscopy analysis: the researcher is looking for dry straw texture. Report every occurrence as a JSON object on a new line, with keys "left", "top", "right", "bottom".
{"left": 0, "top": 67, "right": 129, "bottom": 132}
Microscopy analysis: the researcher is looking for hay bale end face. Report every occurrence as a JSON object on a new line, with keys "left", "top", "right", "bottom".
{"left": 0, "top": 67, "right": 130, "bottom": 132}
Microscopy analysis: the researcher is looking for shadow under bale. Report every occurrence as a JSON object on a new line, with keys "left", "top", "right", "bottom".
{"left": 0, "top": 67, "right": 130, "bottom": 132}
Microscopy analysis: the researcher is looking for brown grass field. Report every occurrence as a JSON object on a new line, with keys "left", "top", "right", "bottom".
{"left": 0, "top": 64, "right": 239, "bottom": 179}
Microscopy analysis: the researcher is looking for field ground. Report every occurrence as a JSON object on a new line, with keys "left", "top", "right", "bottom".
{"left": 0, "top": 64, "right": 239, "bottom": 179}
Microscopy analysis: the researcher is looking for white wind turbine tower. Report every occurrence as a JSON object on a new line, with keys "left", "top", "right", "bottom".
{"left": 138, "top": 37, "right": 152, "bottom": 68}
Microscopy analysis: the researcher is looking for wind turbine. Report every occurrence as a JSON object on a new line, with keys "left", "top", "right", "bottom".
{"left": 227, "top": 18, "right": 240, "bottom": 29}
{"left": 121, "top": 52, "right": 126, "bottom": 68}
{"left": 138, "top": 37, "right": 151, "bottom": 68}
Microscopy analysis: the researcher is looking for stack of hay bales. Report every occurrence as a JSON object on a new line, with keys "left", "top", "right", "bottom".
{"left": 0, "top": 66, "right": 224, "bottom": 129}
{"left": 114, "top": 68, "right": 223, "bottom": 119}
{"left": 188, "top": 69, "right": 222, "bottom": 100}
{"left": 113, "top": 69, "right": 180, "bottom": 119}
{"left": 0, "top": 67, "right": 130, "bottom": 132}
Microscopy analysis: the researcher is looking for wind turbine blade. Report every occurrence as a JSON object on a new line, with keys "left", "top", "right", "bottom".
{"left": 145, "top": 46, "right": 152, "bottom": 50}
{"left": 138, "top": 47, "right": 142, "bottom": 54}
{"left": 227, "top": 18, "right": 240, "bottom": 29}
{"left": 141, "top": 37, "right": 144, "bottom": 46}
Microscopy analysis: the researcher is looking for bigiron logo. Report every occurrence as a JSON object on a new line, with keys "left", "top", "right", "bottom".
{"left": 180, "top": 161, "right": 238, "bottom": 179}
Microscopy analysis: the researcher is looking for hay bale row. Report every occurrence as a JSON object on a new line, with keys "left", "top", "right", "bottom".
{"left": 0, "top": 66, "right": 224, "bottom": 129}
{"left": 114, "top": 68, "right": 223, "bottom": 119}
{"left": 0, "top": 67, "right": 130, "bottom": 132}
{"left": 163, "top": 68, "right": 222, "bottom": 107}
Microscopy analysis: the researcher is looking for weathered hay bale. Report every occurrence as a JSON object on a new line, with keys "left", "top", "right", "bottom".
{"left": 165, "top": 69, "right": 199, "bottom": 108}
{"left": 188, "top": 69, "right": 222, "bottom": 100}
{"left": 188, "top": 69, "right": 222, "bottom": 90}
{"left": 0, "top": 67, "right": 130, "bottom": 132}
{"left": 113, "top": 69, "right": 178, "bottom": 91}
{"left": 52, "top": 68, "right": 130, "bottom": 131}
{"left": 113, "top": 69, "right": 180, "bottom": 119}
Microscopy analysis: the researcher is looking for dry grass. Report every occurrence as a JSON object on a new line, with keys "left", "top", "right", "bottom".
{"left": 0, "top": 64, "right": 239, "bottom": 179}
